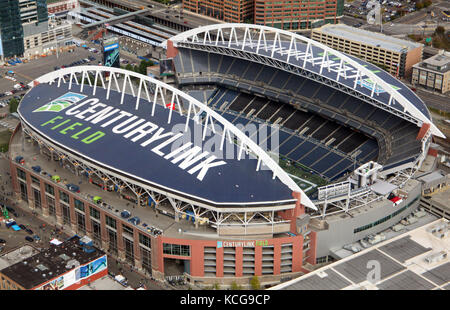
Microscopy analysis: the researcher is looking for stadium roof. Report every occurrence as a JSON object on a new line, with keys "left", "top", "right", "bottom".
{"left": 314, "top": 24, "right": 423, "bottom": 53}
{"left": 19, "top": 66, "right": 316, "bottom": 209}
{"left": 163, "top": 24, "right": 444, "bottom": 139}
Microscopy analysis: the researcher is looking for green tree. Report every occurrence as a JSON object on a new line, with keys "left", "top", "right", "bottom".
{"left": 9, "top": 98, "right": 19, "bottom": 113}
{"left": 415, "top": 2, "right": 424, "bottom": 9}
{"left": 125, "top": 63, "right": 133, "bottom": 71}
{"left": 250, "top": 276, "right": 260, "bottom": 290}
{"left": 230, "top": 281, "right": 242, "bottom": 290}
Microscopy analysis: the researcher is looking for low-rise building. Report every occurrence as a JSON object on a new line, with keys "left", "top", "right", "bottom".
{"left": 311, "top": 24, "right": 423, "bottom": 78}
{"left": 412, "top": 51, "right": 450, "bottom": 94}
{"left": 0, "top": 236, "right": 107, "bottom": 290}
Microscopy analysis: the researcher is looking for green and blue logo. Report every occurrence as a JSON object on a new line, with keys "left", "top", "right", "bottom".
{"left": 33, "top": 92, "right": 87, "bottom": 113}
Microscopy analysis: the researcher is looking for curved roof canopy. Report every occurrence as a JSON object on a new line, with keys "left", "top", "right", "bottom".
{"left": 163, "top": 23, "right": 445, "bottom": 139}
{"left": 22, "top": 66, "right": 316, "bottom": 210}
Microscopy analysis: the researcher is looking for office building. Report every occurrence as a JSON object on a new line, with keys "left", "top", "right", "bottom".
{"left": 412, "top": 51, "right": 450, "bottom": 94}
{"left": 182, "top": 0, "right": 344, "bottom": 29}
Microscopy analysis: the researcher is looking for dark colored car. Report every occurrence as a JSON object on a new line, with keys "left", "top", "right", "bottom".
{"left": 66, "top": 184, "right": 80, "bottom": 193}
{"left": 33, "top": 235, "right": 40, "bottom": 241}
{"left": 25, "top": 236, "right": 34, "bottom": 242}
{"left": 19, "top": 224, "right": 26, "bottom": 230}
{"left": 0, "top": 239, "right": 6, "bottom": 244}
{"left": 25, "top": 228, "right": 33, "bottom": 235}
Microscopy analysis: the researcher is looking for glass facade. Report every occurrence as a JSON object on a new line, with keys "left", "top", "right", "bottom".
{"left": 36, "top": 0, "right": 49, "bottom": 24}
{"left": 163, "top": 243, "right": 190, "bottom": 257}
{"left": 0, "top": 1, "right": 24, "bottom": 58}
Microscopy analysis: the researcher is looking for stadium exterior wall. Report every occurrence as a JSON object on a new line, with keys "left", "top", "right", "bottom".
{"left": 312, "top": 180, "right": 422, "bottom": 259}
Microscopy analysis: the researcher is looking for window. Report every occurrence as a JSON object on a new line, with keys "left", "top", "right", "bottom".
{"left": 106, "top": 215, "right": 116, "bottom": 229}
{"left": 19, "top": 181, "right": 28, "bottom": 201}
{"left": 17, "top": 168, "right": 26, "bottom": 180}
{"left": 122, "top": 224, "right": 133, "bottom": 237}
{"left": 141, "top": 247, "right": 151, "bottom": 273}
{"left": 76, "top": 212, "right": 86, "bottom": 234}
{"left": 163, "top": 243, "right": 190, "bottom": 256}
{"left": 108, "top": 228, "right": 117, "bottom": 255}
{"left": 62, "top": 204, "right": 70, "bottom": 225}
{"left": 31, "top": 175, "right": 40, "bottom": 186}
{"left": 124, "top": 237, "right": 134, "bottom": 265}
{"left": 33, "top": 188, "right": 41, "bottom": 209}
{"left": 45, "top": 183, "right": 54, "bottom": 196}
{"left": 59, "top": 190, "right": 69, "bottom": 204}
{"left": 139, "top": 233, "right": 151, "bottom": 248}
{"left": 89, "top": 206, "right": 100, "bottom": 220}
{"left": 92, "top": 220, "right": 101, "bottom": 245}
{"left": 74, "top": 199, "right": 84, "bottom": 212}
{"left": 47, "top": 196, "right": 56, "bottom": 217}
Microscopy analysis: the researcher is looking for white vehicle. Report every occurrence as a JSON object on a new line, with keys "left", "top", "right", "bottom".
{"left": 368, "top": 233, "right": 386, "bottom": 245}
{"left": 13, "top": 84, "right": 22, "bottom": 90}
{"left": 392, "top": 223, "right": 405, "bottom": 232}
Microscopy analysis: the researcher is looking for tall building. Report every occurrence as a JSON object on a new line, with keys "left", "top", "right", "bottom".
{"left": 0, "top": 1, "right": 25, "bottom": 59}
{"left": 0, "top": 0, "right": 49, "bottom": 60}
{"left": 311, "top": 24, "right": 423, "bottom": 78}
{"left": 0, "top": 0, "right": 73, "bottom": 61}
{"left": 254, "top": 0, "right": 344, "bottom": 30}
{"left": 183, "top": 0, "right": 254, "bottom": 23}
{"left": 183, "top": 0, "right": 344, "bottom": 30}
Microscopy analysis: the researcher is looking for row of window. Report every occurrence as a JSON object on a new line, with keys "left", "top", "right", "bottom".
{"left": 353, "top": 196, "right": 420, "bottom": 234}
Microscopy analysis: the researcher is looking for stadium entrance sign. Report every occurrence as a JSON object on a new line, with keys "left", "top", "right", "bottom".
{"left": 217, "top": 240, "right": 269, "bottom": 248}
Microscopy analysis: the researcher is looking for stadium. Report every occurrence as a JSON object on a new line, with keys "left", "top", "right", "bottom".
{"left": 9, "top": 24, "right": 444, "bottom": 287}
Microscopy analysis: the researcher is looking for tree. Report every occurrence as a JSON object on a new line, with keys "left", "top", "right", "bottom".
{"left": 435, "top": 26, "right": 445, "bottom": 36}
{"left": 415, "top": 2, "right": 424, "bottom": 10}
{"left": 250, "top": 276, "right": 261, "bottom": 290}
{"left": 230, "top": 281, "right": 242, "bottom": 290}
{"left": 9, "top": 98, "right": 19, "bottom": 113}
{"left": 125, "top": 63, "right": 133, "bottom": 71}
{"left": 423, "top": 0, "right": 432, "bottom": 7}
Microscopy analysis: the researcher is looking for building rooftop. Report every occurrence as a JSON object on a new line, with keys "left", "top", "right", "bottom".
{"left": 314, "top": 24, "right": 422, "bottom": 53}
{"left": 271, "top": 218, "right": 449, "bottom": 290}
{"left": 415, "top": 52, "right": 450, "bottom": 73}
{"left": 423, "top": 53, "right": 450, "bottom": 67}
{"left": 0, "top": 245, "right": 40, "bottom": 272}
{"left": 0, "top": 236, "right": 105, "bottom": 290}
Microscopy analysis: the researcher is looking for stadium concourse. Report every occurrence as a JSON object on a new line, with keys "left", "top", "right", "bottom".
{"left": 8, "top": 24, "right": 445, "bottom": 288}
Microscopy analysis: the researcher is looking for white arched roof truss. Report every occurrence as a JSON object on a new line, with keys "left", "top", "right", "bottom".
{"left": 29, "top": 65, "right": 316, "bottom": 210}
{"left": 162, "top": 23, "right": 445, "bottom": 139}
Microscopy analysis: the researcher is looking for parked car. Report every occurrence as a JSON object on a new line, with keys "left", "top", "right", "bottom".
{"left": 19, "top": 224, "right": 27, "bottom": 230}
{"left": 66, "top": 184, "right": 80, "bottom": 193}
{"left": 0, "top": 239, "right": 6, "bottom": 245}
{"left": 25, "top": 228, "right": 33, "bottom": 235}
{"left": 33, "top": 235, "right": 41, "bottom": 241}
{"left": 25, "top": 236, "right": 34, "bottom": 242}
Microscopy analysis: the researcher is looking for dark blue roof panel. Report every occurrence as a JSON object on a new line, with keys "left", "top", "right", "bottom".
{"left": 18, "top": 83, "right": 295, "bottom": 207}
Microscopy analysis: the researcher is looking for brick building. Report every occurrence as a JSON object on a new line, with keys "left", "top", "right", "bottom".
{"left": 182, "top": 0, "right": 344, "bottom": 29}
